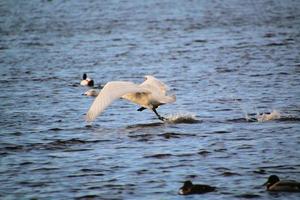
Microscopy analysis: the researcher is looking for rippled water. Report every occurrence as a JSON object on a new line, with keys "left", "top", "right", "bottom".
{"left": 1, "top": 0, "right": 300, "bottom": 199}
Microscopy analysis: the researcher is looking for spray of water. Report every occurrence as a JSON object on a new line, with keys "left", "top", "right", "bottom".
{"left": 165, "top": 113, "right": 199, "bottom": 124}
{"left": 228, "top": 94, "right": 281, "bottom": 122}
{"left": 256, "top": 110, "right": 281, "bottom": 122}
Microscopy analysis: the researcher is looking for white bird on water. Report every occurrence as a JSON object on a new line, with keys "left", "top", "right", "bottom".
{"left": 86, "top": 75, "right": 176, "bottom": 122}
{"left": 83, "top": 89, "right": 100, "bottom": 97}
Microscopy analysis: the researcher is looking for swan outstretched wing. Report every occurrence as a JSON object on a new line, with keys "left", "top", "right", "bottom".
{"left": 157, "top": 94, "right": 176, "bottom": 104}
{"left": 141, "top": 75, "right": 169, "bottom": 94}
{"left": 86, "top": 81, "right": 148, "bottom": 122}
{"left": 140, "top": 75, "right": 175, "bottom": 104}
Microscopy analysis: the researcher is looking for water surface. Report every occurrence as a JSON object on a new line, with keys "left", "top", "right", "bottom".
{"left": 1, "top": 0, "right": 300, "bottom": 199}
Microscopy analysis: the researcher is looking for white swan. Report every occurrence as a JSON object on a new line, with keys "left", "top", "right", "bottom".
{"left": 86, "top": 75, "right": 176, "bottom": 122}
{"left": 80, "top": 73, "right": 94, "bottom": 86}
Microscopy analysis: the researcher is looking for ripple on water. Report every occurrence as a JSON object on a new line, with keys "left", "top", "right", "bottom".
{"left": 198, "top": 150, "right": 212, "bottom": 156}
{"left": 0, "top": 138, "right": 109, "bottom": 155}
{"left": 67, "top": 172, "right": 105, "bottom": 178}
{"left": 128, "top": 132, "right": 197, "bottom": 142}
{"left": 126, "top": 122, "right": 163, "bottom": 129}
{"left": 234, "top": 193, "right": 261, "bottom": 199}
{"left": 221, "top": 172, "right": 242, "bottom": 177}
{"left": 158, "top": 132, "right": 197, "bottom": 139}
{"left": 75, "top": 194, "right": 99, "bottom": 200}
{"left": 144, "top": 153, "right": 173, "bottom": 159}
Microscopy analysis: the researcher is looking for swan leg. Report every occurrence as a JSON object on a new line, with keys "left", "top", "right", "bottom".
{"left": 152, "top": 108, "right": 166, "bottom": 121}
{"left": 137, "top": 107, "right": 146, "bottom": 112}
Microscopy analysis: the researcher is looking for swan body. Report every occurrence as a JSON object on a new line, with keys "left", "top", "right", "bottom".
{"left": 86, "top": 75, "right": 175, "bottom": 122}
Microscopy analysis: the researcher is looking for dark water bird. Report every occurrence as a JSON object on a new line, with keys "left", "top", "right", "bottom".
{"left": 263, "top": 175, "right": 300, "bottom": 192}
{"left": 86, "top": 75, "right": 175, "bottom": 122}
{"left": 80, "top": 73, "right": 94, "bottom": 87}
{"left": 178, "top": 180, "right": 216, "bottom": 195}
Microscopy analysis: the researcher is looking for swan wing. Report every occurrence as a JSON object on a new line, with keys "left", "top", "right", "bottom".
{"left": 157, "top": 94, "right": 176, "bottom": 104}
{"left": 140, "top": 75, "right": 176, "bottom": 104}
{"left": 141, "top": 75, "right": 169, "bottom": 94}
{"left": 86, "top": 81, "right": 149, "bottom": 122}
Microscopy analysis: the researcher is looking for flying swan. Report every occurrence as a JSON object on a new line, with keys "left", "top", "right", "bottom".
{"left": 86, "top": 75, "right": 176, "bottom": 122}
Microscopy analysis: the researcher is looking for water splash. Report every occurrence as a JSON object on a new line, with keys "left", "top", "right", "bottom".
{"left": 256, "top": 110, "right": 281, "bottom": 122}
{"left": 165, "top": 113, "right": 199, "bottom": 124}
{"left": 245, "top": 110, "right": 281, "bottom": 122}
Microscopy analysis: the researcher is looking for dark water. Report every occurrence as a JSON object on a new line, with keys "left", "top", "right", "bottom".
{"left": 1, "top": 0, "right": 300, "bottom": 199}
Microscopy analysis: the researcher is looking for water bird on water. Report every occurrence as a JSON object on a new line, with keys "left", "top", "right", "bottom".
{"left": 83, "top": 89, "right": 100, "bottom": 97}
{"left": 80, "top": 73, "right": 94, "bottom": 86}
{"left": 85, "top": 75, "right": 176, "bottom": 122}
{"left": 263, "top": 175, "right": 300, "bottom": 192}
{"left": 178, "top": 180, "right": 216, "bottom": 195}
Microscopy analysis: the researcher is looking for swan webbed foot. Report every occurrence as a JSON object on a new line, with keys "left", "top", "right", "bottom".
{"left": 158, "top": 116, "right": 166, "bottom": 121}
{"left": 152, "top": 108, "right": 166, "bottom": 121}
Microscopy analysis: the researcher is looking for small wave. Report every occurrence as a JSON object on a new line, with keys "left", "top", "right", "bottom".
{"left": 0, "top": 138, "right": 105, "bottom": 154}
{"left": 165, "top": 113, "right": 200, "bottom": 124}
{"left": 67, "top": 173, "right": 104, "bottom": 178}
{"left": 144, "top": 153, "right": 173, "bottom": 159}
{"left": 221, "top": 171, "right": 241, "bottom": 177}
{"left": 253, "top": 169, "right": 267, "bottom": 174}
{"left": 75, "top": 195, "right": 100, "bottom": 200}
{"left": 234, "top": 193, "right": 261, "bottom": 199}
{"left": 198, "top": 150, "right": 211, "bottom": 156}
{"left": 158, "top": 132, "right": 196, "bottom": 139}
{"left": 158, "top": 132, "right": 181, "bottom": 139}
{"left": 227, "top": 118, "right": 251, "bottom": 123}
{"left": 278, "top": 116, "right": 300, "bottom": 122}
{"left": 48, "top": 128, "right": 63, "bottom": 131}
{"left": 126, "top": 122, "right": 163, "bottom": 129}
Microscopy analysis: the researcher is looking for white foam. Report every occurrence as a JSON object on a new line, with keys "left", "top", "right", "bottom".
{"left": 245, "top": 110, "right": 281, "bottom": 122}
{"left": 256, "top": 110, "right": 281, "bottom": 122}
{"left": 165, "top": 113, "right": 199, "bottom": 124}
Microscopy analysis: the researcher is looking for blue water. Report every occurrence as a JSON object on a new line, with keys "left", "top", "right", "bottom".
{"left": 1, "top": 0, "right": 300, "bottom": 199}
